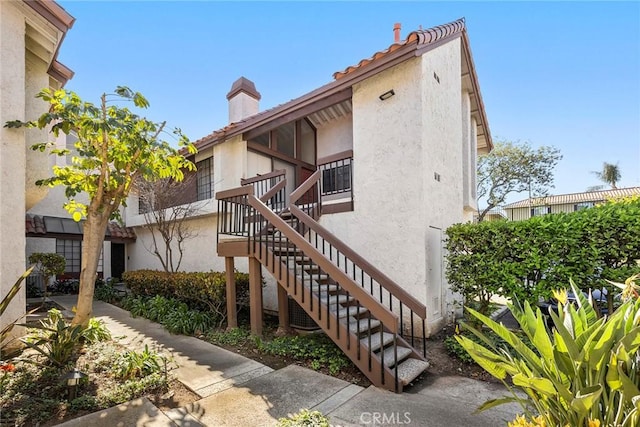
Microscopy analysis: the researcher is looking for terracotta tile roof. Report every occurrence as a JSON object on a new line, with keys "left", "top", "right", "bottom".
{"left": 503, "top": 187, "right": 640, "bottom": 209}
{"left": 192, "top": 17, "right": 491, "bottom": 152}
{"left": 106, "top": 221, "right": 137, "bottom": 241}
{"left": 25, "top": 214, "right": 46, "bottom": 235}
{"left": 334, "top": 18, "right": 466, "bottom": 79}
{"left": 25, "top": 214, "right": 136, "bottom": 241}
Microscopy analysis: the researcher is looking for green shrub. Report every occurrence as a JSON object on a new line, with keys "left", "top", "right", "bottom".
{"left": 456, "top": 278, "right": 640, "bottom": 427}
{"left": 446, "top": 196, "right": 640, "bottom": 315}
{"left": 114, "top": 345, "right": 165, "bottom": 380}
{"left": 82, "top": 318, "right": 111, "bottom": 344}
{"left": 261, "top": 334, "right": 351, "bottom": 375}
{"left": 276, "top": 409, "right": 330, "bottom": 427}
{"left": 94, "top": 283, "right": 120, "bottom": 303}
{"left": 121, "top": 294, "right": 215, "bottom": 336}
{"left": 122, "top": 270, "right": 250, "bottom": 326}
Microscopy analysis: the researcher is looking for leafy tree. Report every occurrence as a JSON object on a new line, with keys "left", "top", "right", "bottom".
{"left": 28, "top": 252, "right": 65, "bottom": 297}
{"left": 477, "top": 140, "right": 562, "bottom": 222}
{"left": 136, "top": 174, "right": 199, "bottom": 272}
{"left": 5, "top": 87, "right": 196, "bottom": 326}
{"left": 591, "top": 161, "right": 621, "bottom": 190}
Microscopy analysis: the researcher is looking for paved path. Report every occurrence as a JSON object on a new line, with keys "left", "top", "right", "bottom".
{"left": 52, "top": 296, "right": 521, "bottom": 426}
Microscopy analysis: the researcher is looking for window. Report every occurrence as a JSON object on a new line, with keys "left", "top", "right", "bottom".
{"left": 56, "top": 239, "right": 103, "bottom": 277}
{"left": 138, "top": 193, "right": 154, "bottom": 214}
{"left": 275, "top": 122, "right": 295, "bottom": 158}
{"left": 56, "top": 239, "right": 81, "bottom": 274}
{"left": 530, "top": 206, "right": 551, "bottom": 217}
{"left": 196, "top": 158, "right": 213, "bottom": 200}
{"left": 247, "top": 119, "right": 316, "bottom": 165}
{"left": 322, "top": 164, "right": 351, "bottom": 194}
{"left": 574, "top": 202, "right": 595, "bottom": 211}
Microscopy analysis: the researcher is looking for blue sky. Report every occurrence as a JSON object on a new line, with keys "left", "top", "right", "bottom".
{"left": 57, "top": 1, "right": 640, "bottom": 202}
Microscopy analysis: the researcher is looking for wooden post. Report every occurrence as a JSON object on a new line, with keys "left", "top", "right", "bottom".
{"left": 225, "top": 257, "right": 237, "bottom": 330}
{"left": 277, "top": 284, "right": 290, "bottom": 334}
{"left": 249, "top": 257, "right": 263, "bottom": 336}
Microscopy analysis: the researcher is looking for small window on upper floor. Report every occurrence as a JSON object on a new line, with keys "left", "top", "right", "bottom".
{"left": 196, "top": 157, "right": 214, "bottom": 201}
{"left": 530, "top": 206, "right": 551, "bottom": 217}
{"left": 574, "top": 201, "right": 596, "bottom": 211}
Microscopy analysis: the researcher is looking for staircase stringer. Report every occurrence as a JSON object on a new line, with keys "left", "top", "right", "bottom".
{"left": 254, "top": 243, "right": 399, "bottom": 391}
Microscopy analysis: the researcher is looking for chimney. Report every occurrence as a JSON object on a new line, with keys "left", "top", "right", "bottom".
{"left": 393, "top": 23, "right": 401, "bottom": 43}
{"left": 226, "top": 77, "right": 261, "bottom": 123}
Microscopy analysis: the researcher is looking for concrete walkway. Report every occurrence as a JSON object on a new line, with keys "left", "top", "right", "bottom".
{"left": 51, "top": 296, "right": 521, "bottom": 427}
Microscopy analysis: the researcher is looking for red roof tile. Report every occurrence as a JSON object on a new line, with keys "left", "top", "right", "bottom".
{"left": 25, "top": 214, "right": 136, "bottom": 241}
{"left": 334, "top": 18, "right": 466, "bottom": 79}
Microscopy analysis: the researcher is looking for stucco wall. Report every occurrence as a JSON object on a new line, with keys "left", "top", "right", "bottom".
{"left": 316, "top": 113, "right": 353, "bottom": 159}
{"left": 321, "top": 57, "right": 428, "bottom": 315}
{"left": 421, "top": 39, "right": 463, "bottom": 331}
{"left": 318, "top": 40, "right": 466, "bottom": 334}
{"left": 126, "top": 215, "right": 280, "bottom": 311}
{"left": 0, "top": 3, "right": 29, "bottom": 333}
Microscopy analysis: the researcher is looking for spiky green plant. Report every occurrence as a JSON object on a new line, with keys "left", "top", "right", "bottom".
{"left": 1, "top": 267, "right": 34, "bottom": 354}
{"left": 456, "top": 277, "right": 640, "bottom": 427}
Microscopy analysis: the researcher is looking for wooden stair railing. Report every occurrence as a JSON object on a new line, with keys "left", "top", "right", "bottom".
{"left": 217, "top": 170, "right": 430, "bottom": 392}
{"left": 288, "top": 169, "right": 428, "bottom": 353}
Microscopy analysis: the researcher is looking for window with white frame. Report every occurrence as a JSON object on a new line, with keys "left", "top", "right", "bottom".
{"left": 530, "top": 206, "right": 551, "bottom": 217}
{"left": 196, "top": 158, "right": 213, "bottom": 201}
{"left": 574, "top": 201, "right": 596, "bottom": 211}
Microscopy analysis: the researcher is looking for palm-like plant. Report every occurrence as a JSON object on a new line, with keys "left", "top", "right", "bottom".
{"left": 592, "top": 162, "right": 621, "bottom": 189}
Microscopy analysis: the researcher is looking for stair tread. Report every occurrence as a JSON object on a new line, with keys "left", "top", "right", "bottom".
{"left": 347, "top": 318, "right": 380, "bottom": 333}
{"left": 396, "top": 358, "right": 430, "bottom": 386}
{"left": 335, "top": 305, "right": 368, "bottom": 317}
{"left": 379, "top": 346, "right": 414, "bottom": 368}
{"left": 325, "top": 294, "right": 353, "bottom": 305}
{"left": 311, "top": 284, "right": 340, "bottom": 293}
{"left": 360, "top": 332, "right": 395, "bottom": 352}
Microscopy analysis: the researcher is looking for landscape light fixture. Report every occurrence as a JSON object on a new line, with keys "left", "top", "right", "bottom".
{"left": 63, "top": 368, "right": 87, "bottom": 400}
{"left": 379, "top": 89, "right": 395, "bottom": 101}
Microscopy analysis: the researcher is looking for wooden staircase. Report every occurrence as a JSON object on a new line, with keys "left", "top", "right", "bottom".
{"left": 216, "top": 169, "right": 429, "bottom": 393}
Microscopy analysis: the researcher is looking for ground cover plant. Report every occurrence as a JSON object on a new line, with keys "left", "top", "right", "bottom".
{"left": 456, "top": 277, "right": 640, "bottom": 427}
{"left": 0, "top": 308, "right": 175, "bottom": 426}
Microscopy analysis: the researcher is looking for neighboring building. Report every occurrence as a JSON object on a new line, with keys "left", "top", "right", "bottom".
{"left": 0, "top": 1, "right": 74, "bottom": 334}
{"left": 475, "top": 208, "right": 507, "bottom": 222}
{"left": 125, "top": 19, "right": 492, "bottom": 391}
{"left": 503, "top": 187, "right": 640, "bottom": 221}
{"left": 25, "top": 132, "right": 136, "bottom": 282}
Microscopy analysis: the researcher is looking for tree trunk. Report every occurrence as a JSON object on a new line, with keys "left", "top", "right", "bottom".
{"left": 71, "top": 208, "right": 111, "bottom": 326}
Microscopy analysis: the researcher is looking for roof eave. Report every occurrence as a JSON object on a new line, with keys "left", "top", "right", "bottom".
{"left": 461, "top": 31, "right": 492, "bottom": 152}
{"left": 195, "top": 42, "right": 420, "bottom": 152}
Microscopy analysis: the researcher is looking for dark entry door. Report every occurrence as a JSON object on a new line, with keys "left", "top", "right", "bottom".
{"left": 111, "top": 243, "right": 125, "bottom": 280}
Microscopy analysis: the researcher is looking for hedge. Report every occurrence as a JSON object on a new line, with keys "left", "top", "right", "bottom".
{"left": 445, "top": 196, "right": 640, "bottom": 315}
{"left": 122, "top": 270, "right": 250, "bottom": 323}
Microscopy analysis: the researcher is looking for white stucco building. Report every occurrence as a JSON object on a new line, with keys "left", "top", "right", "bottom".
{"left": 0, "top": 0, "right": 74, "bottom": 335}
{"left": 124, "top": 18, "right": 492, "bottom": 336}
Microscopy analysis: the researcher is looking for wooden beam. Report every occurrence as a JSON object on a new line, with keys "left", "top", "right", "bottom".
{"left": 225, "top": 257, "right": 237, "bottom": 330}
{"left": 249, "top": 257, "right": 263, "bottom": 336}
